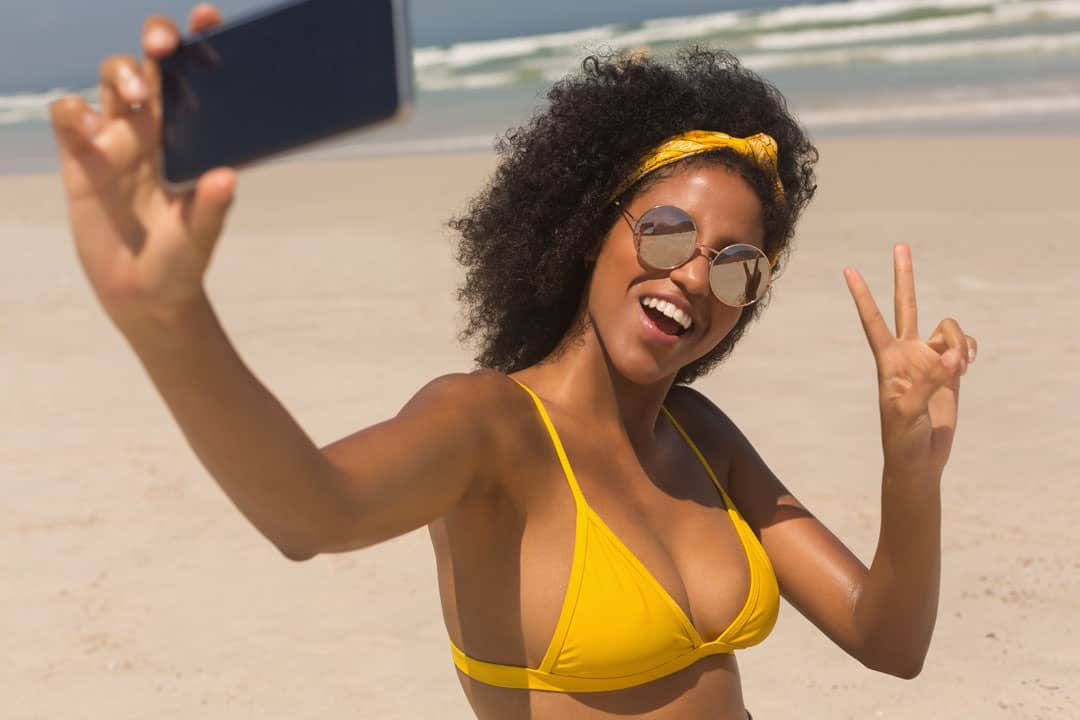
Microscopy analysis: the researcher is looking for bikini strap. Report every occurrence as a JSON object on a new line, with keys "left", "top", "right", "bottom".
{"left": 509, "top": 378, "right": 587, "bottom": 507}
{"left": 660, "top": 405, "right": 734, "bottom": 510}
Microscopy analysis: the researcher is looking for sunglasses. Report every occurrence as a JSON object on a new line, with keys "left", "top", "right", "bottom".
{"left": 616, "top": 203, "right": 774, "bottom": 307}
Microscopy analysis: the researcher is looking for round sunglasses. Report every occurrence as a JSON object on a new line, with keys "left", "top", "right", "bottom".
{"left": 616, "top": 203, "right": 773, "bottom": 307}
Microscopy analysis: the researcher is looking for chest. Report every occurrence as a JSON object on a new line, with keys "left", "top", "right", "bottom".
{"left": 439, "top": 419, "right": 756, "bottom": 670}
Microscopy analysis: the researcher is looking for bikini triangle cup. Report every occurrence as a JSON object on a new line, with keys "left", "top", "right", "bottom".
{"left": 449, "top": 379, "right": 780, "bottom": 692}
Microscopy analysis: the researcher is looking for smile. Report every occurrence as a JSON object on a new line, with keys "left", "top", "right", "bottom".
{"left": 639, "top": 295, "right": 691, "bottom": 334}
{"left": 640, "top": 296, "right": 693, "bottom": 335}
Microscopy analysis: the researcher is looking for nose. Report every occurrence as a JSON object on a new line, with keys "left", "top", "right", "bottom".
{"left": 667, "top": 248, "right": 713, "bottom": 298}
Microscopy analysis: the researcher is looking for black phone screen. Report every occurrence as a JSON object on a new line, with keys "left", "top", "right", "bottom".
{"left": 160, "top": 0, "right": 411, "bottom": 186}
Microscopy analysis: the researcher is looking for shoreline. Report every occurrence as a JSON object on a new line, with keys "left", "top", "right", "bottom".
{"left": 4, "top": 112, "right": 1080, "bottom": 177}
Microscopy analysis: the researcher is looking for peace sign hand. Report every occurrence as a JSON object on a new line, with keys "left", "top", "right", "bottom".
{"left": 845, "top": 244, "right": 977, "bottom": 484}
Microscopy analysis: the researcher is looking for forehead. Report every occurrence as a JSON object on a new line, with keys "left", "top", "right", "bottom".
{"left": 629, "top": 164, "right": 766, "bottom": 249}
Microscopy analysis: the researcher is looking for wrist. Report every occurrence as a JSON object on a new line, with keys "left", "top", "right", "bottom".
{"left": 882, "top": 456, "right": 943, "bottom": 487}
{"left": 111, "top": 289, "right": 217, "bottom": 348}
{"left": 881, "top": 469, "right": 942, "bottom": 518}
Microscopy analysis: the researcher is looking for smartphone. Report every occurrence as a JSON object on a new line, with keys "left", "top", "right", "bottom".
{"left": 159, "top": 0, "right": 413, "bottom": 190}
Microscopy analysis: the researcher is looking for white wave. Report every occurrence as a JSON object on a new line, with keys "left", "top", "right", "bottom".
{"left": 755, "top": 1, "right": 1080, "bottom": 50}
{"left": 613, "top": 12, "right": 746, "bottom": 47}
{"left": 640, "top": 10, "right": 743, "bottom": 30}
{"left": 745, "top": 30, "right": 1080, "bottom": 69}
{"left": 755, "top": 0, "right": 996, "bottom": 30}
{"left": 414, "top": 25, "right": 619, "bottom": 70}
{"left": 799, "top": 91, "right": 1080, "bottom": 126}
{"left": 613, "top": 0, "right": 1003, "bottom": 40}
{"left": 756, "top": 13, "right": 988, "bottom": 50}
{"left": 410, "top": 0, "right": 1080, "bottom": 80}
{"left": 419, "top": 71, "right": 527, "bottom": 91}
{"left": 0, "top": 89, "right": 72, "bottom": 125}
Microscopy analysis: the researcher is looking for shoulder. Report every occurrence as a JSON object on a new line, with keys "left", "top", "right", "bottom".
{"left": 665, "top": 385, "right": 779, "bottom": 525}
{"left": 404, "top": 369, "right": 551, "bottom": 485}
{"left": 404, "top": 369, "right": 509, "bottom": 415}
{"left": 664, "top": 384, "right": 746, "bottom": 456}
{"left": 406, "top": 369, "right": 537, "bottom": 425}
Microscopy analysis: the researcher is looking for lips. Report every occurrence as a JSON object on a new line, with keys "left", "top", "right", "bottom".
{"left": 638, "top": 303, "right": 684, "bottom": 344}
{"left": 642, "top": 303, "right": 686, "bottom": 336}
{"left": 639, "top": 293, "right": 695, "bottom": 331}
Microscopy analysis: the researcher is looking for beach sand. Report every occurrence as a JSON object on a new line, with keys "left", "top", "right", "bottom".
{"left": 4, "top": 136, "right": 1078, "bottom": 719}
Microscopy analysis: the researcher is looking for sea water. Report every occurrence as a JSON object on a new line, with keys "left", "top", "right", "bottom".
{"left": 3, "top": 0, "right": 1079, "bottom": 174}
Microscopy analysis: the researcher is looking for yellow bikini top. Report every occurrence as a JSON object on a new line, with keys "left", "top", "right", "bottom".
{"left": 449, "top": 379, "right": 780, "bottom": 692}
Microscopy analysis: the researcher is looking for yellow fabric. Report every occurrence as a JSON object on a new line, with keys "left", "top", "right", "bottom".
{"left": 610, "top": 130, "right": 785, "bottom": 203}
{"left": 449, "top": 379, "right": 780, "bottom": 692}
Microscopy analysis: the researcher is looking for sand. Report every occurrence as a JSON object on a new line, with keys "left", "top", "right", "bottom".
{"left": 3, "top": 136, "right": 1078, "bottom": 719}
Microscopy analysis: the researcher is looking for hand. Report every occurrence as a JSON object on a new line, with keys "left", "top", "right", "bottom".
{"left": 844, "top": 244, "right": 977, "bottom": 483}
{"left": 49, "top": 4, "right": 233, "bottom": 332}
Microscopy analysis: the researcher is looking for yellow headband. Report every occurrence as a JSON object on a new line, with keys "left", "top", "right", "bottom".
{"left": 610, "top": 130, "right": 786, "bottom": 203}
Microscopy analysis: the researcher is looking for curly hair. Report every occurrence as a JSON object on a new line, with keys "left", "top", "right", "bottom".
{"left": 450, "top": 46, "right": 818, "bottom": 385}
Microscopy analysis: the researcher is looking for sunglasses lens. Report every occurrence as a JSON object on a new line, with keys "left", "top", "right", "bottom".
{"left": 709, "top": 245, "right": 772, "bottom": 306}
{"left": 636, "top": 206, "right": 696, "bottom": 269}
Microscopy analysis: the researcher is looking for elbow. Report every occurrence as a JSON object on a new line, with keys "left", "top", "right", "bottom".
{"left": 861, "top": 650, "right": 925, "bottom": 679}
{"left": 271, "top": 531, "right": 323, "bottom": 562}
{"left": 278, "top": 544, "right": 319, "bottom": 562}
{"left": 880, "top": 659, "right": 924, "bottom": 680}
{"left": 272, "top": 522, "right": 361, "bottom": 561}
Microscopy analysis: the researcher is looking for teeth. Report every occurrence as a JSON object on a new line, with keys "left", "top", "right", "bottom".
{"left": 640, "top": 296, "right": 692, "bottom": 331}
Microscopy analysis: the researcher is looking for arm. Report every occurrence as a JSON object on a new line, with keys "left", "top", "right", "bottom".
{"left": 690, "top": 244, "right": 976, "bottom": 678}
{"left": 128, "top": 295, "right": 490, "bottom": 561}
{"left": 725, "top": 428, "right": 939, "bottom": 678}
{"left": 49, "top": 6, "right": 490, "bottom": 561}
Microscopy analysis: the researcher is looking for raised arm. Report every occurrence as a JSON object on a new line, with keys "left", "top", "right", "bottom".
{"left": 49, "top": 6, "right": 487, "bottom": 561}
{"left": 689, "top": 244, "right": 977, "bottom": 678}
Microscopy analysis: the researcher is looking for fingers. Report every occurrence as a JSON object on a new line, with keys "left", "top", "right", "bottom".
{"left": 897, "top": 346, "right": 961, "bottom": 419}
{"left": 181, "top": 168, "right": 237, "bottom": 255}
{"left": 143, "top": 15, "right": 181, "bottom": 58}
{"left": 844, "top": 267, "right": 893, "bottom": 358}
{"left": 99, "top": 54, "right": 149, "bottom": 120}
{"left": 927, "top": 318, "right": 977, "bottom": 375}
{"left": 140, "top": 8, "right": 222, "bottom": 133}
{"left": 189, "top": 3, "right": 224, "bottom": 33}
{"left": 893, "top": 243, "right": 919, "bottom": 339}
{"left": 49, "top": 95, "right": 103, "bottom": 154}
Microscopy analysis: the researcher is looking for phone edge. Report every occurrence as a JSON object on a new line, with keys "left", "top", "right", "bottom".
{"left": 160, "top": 0, "right": 416, "bottom": 194}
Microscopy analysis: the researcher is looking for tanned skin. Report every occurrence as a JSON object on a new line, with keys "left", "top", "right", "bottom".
{"left": 50, "top": 5, "right": 977, "bottom": 718}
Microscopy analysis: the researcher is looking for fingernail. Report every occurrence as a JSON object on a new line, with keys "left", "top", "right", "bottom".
{"left": 121, "top": 69, "right": 147, "bottom": 101}
{"left": 80, "top": 112, "right": 102, "bottom": 138}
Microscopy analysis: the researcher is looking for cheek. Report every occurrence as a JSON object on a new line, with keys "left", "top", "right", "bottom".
{"left": 587, "top": 235, "right": 642, "bottom": 311}
{"left": 699, "top": 303, "right": 747, "bottom": 350}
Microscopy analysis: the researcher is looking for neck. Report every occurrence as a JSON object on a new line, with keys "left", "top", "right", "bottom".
{"left": 515, "top": 314, "right": 677, "bottom": 446}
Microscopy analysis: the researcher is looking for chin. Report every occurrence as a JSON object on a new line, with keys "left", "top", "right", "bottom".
{"left": 605, "top": 342, "right": 688, "bottom": 386}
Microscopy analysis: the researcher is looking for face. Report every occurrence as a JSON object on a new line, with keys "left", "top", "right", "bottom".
{"left": 584, "top": 164, "right": 766, "bottom": 385}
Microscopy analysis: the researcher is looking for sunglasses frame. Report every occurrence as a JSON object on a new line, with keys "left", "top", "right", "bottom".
{"left": 614, "top": 201, "right": 773, "bottom": 308}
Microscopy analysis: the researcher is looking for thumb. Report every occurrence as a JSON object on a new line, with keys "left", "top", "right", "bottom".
{"left": 897, "top": 347, "right": 961, "bottom": 417}
{"left": 181, "top": 167, "right": 236, "bottom": 255}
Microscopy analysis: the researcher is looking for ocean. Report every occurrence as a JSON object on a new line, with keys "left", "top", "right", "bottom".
{"left": 3, "top": 0, "right": 1080, "bottom": 174}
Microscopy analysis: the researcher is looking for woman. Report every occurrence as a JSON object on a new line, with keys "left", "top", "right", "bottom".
{"left": 49, "top": 4, "right": 977, "bottom": 719}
